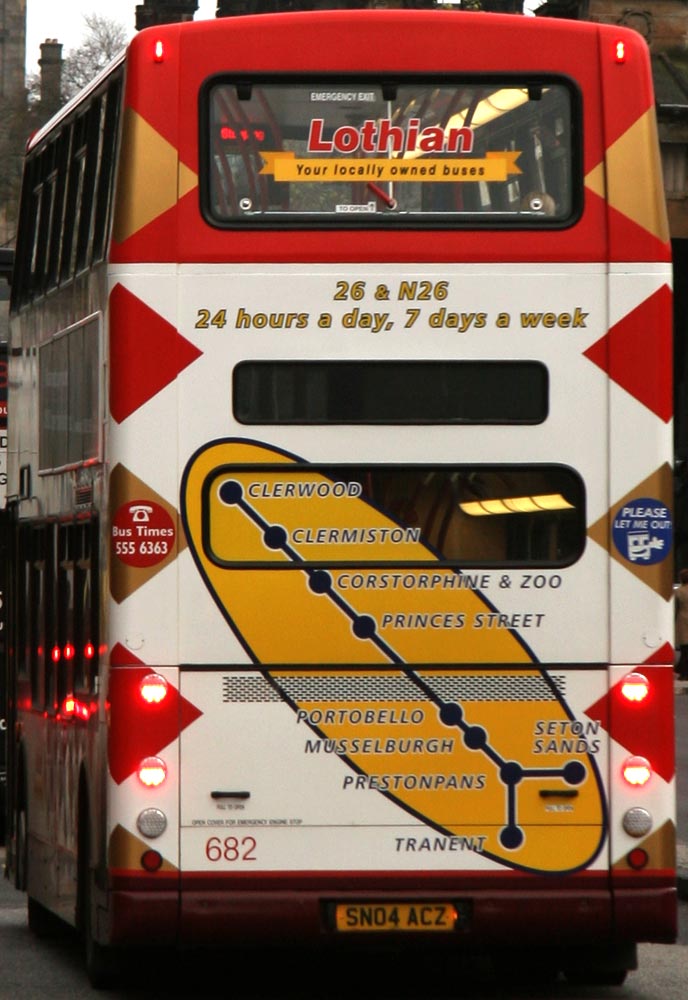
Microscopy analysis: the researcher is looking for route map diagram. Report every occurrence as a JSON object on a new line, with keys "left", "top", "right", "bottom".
{"left": 181, "top": 438, "right": 608, "bottom": 875}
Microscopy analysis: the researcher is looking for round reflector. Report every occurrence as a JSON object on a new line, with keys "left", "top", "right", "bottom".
{"left": 627, "top": 848, "right": 649, "bottom": 870}
{"left": 141, "top": 850, "right": 163, "bottom": 872}
{"left": 137, "top": 808, "right": 168, "bottom": 839}
{"left": 622, "top": 807, "right": 653, "bottom": 838}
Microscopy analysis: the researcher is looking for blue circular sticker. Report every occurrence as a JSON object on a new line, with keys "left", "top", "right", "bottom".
{"left": 612, "top": 497, "right": 672, "bottom": 565}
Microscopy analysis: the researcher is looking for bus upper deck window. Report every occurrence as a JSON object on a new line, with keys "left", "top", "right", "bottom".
{"left": 204, "top": 77, "right": 576, "bottom": 226}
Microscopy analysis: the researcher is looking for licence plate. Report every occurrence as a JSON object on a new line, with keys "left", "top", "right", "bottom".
{"left": 335, "top": 902, "right": 457, "bottom": 933}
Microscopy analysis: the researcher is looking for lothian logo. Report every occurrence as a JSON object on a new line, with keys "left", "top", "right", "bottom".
{"left": 307, "top": 117, "right": 475, "bottom": 156}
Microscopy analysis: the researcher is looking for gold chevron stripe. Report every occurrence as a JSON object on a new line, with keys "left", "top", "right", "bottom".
{"left": 109, "top": 463, "right": 187, "bottom": 604}
{"left": 587, "top": 463, "right": 674, "bottom": 600}
{"left": 584, "top": 108, "right": 669, "bottom": 243}
{"left": 612, "top": 818, "right": 675, "bottom": 870}
{"left": 113, "top": 108, "right": 198, "bottom": 244}
{"left": 108, "top": 823, "right": 178, "bottom": 872}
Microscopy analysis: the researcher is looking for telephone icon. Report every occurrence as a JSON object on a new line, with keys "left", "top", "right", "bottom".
{"left": 129, "top": 504, "right": 153, "bottom": 523}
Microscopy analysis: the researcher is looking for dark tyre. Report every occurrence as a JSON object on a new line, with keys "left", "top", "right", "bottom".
{"left": 17, "top": 796, "right": 57, "bottom": 938}
{"left": 563, "top": 967, "right": 628, "bottom": 986}
{"left": 78, "top": 794, "right": 119, "bottom": 989}
{"left": 14, "top": 805, "right": 27, "bottom": 893}
{"left": 27, "top": 895, "right": 56, "bottom": 937}
{"left": 83, "top": 898, "right": 118, "bottom": 990}
{"left": 494, "top": 951, "right": 559, "bottom": 988}
{"left": 562, "top": 945, "right": 634, "bottom": 987}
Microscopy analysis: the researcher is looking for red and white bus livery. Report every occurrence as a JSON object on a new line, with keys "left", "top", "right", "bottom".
{"left": 4, "top": 6, "right": 676, "bottom": 985}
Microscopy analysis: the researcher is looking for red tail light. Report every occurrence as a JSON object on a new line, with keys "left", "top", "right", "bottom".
{"left": 622, "top": 755, "right": 652, "bottom": 786}
{"left": 62, "top": 694, "right": 91, "bottom": 722}
{"left": 620, "top": 672, "right": 649, "bottom": 703}
{"left": 140, "top": 673, "right": 169, "bottom": 705}
{"left": 138, "top": 756, "right": 167, "bottom": 788}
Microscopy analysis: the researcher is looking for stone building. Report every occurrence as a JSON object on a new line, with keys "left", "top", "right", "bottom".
{"left": 0, "top": 0, "right": 25, "bottom": 341}
{"left": 543, "top": 2, "right": 688, "bottom": 240}
{"left": 135, "top": 0, "right": 198, "bottom": 28}
{"left": 0, "top": 0, "right": 24, "bottom": 90}
{"left": 37, "top": 38, "right": 62, "bottom": 121}
{"left": 0, "top": 0, "right": 26, "bottom": 242}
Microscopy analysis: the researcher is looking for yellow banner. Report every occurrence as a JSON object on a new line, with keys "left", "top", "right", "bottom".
{"left": 260, "top": 150, "right": 522, "bottom": 183}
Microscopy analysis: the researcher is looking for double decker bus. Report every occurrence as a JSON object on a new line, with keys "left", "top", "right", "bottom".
{"left": 3, "top": 3, "right": 676, "bottom": 986}
{"left": 0, "top": 331, "right": 8, "bottom": 843}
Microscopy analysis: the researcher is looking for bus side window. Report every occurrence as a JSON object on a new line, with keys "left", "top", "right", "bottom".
{"left": 74, "top": 519, "right": 98, "bottom": 695}
{"left": 57, "top": 524, "right": 75, "bottom": 711}
{"left": 26, "top": 525, "right": 49, "bottom": 712}
{"left": 44, "top": 524, "right": 59, "bottom": 713}
{"left": 92, "top": 79, "right": 122, "bottom": 264}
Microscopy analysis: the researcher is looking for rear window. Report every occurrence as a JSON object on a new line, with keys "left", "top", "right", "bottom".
{"left": 233, "top": 361, "right": 548, "bottom": 424}
{"left": 203, "top": 77, "right": 577, "bottom": 226}
{"left": 203, "top": 464, "right": 585, "bottom": 568}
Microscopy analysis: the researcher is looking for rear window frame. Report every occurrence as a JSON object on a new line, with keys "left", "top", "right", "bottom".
{"left": 232, "top": 359, "right": 550, "bottom": 425}
{"left": 201, "top": 462, "right": 587, "bottom": 570}
{"left": 198, "top": 72, "right": 583, "bottom": 231}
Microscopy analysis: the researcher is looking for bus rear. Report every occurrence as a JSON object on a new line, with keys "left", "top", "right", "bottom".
{"left": 17, "top": 8, "right": 675, "bottom": 985}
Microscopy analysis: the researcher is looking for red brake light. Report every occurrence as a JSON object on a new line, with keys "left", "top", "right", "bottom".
{"left": 62, "top": 694, "right": 91, "bottom": 722}
{"left": 620, "top": 672, "right": 649, "bottom": 703}
{"left": 140, "top": 673, "right": 169, "bottom": 705}
{"left": 63, "top": 642, "right": 75, "bottom": 661}
{"left": 51, "top": 644, "right": 61, "bottom": 663}
{"left": 153, "top": 39, "right": 165, "bottom": 63}
{"left": 614, "top": 40, "right": 626, "bottom": 64}
{"left": 622, "top": 755, "right": 652, "bottom": 786}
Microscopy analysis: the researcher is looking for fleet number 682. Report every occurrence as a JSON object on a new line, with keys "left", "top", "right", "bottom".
{"left": 205, "top": 836, "right": 257, "bottom": 862}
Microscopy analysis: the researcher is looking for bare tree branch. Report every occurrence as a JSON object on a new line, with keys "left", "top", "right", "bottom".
{"left": 61, "top": 14, "right": 128, "bottom": 99}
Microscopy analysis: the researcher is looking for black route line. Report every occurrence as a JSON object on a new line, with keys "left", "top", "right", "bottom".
{"left": 218, "top": 475, "right": 589, "bottom": 851}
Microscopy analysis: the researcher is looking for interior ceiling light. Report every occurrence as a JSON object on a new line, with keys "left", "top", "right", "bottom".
{"left": 401, "top": 88, "right": 535, "bottom": 160}
{"left": 459, "top": 493, "right": 574, "bottom": 516}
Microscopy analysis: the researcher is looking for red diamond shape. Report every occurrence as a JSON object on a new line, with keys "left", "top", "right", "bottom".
{"left": 584, "top": 653, "right": 674, "bottom": 782}
{"left": 107, "top": 644, "right": 203, "bottom": 784}
{"left": 109, "top": 283, "right": 202, "bottom": 423}
{"left": 583, "top": 284, "right": 672, "bottom": 423}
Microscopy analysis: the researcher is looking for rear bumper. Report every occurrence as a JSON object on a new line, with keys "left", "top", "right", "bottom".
{"left": 105, "top": 878, "right": 677, "bottom": 949}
